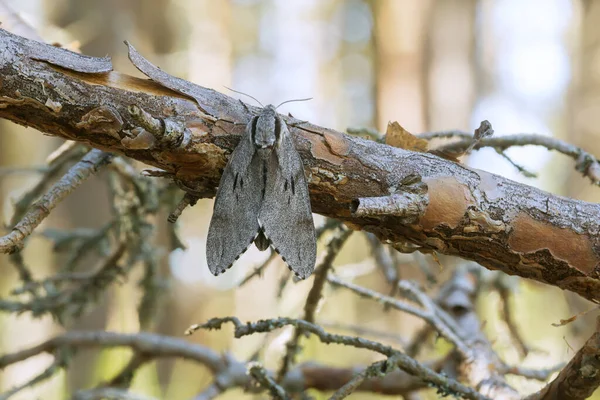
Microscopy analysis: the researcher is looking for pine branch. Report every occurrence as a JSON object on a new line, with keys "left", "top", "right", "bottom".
{"left": 0, "top": 28, "right": 599, "bottom": 302}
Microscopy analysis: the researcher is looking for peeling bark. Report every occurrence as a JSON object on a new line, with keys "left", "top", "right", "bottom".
{"left": 0, "top": 29, "right": 599, "bottom": 302}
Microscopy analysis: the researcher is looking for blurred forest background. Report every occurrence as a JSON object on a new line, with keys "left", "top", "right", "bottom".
{"left": 0, "top": 0, "right": 598, "bottom": 399}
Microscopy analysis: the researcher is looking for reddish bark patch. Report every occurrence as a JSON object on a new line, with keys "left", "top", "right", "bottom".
{"left": 420, "top": 177, "right": 472, "bottom": 230}
{"left": 508, "top": 212, "right": 598, "bottom": 274}
{"left": 310, "top": 136, "right": 344, "bottom": 165}
{"left": 323, "top": 129, "right": 351, "bottom": 156}
{"left": 187, "top": 119, "right": 210, "bottom": 136}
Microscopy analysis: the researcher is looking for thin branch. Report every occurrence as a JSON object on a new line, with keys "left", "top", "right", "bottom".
{"left": 0, "top": 149, "right": 112, "bottom": 254}
{"left": 398, "top": 280, "right": 471, "bottom": 350}
{"left": 494, "top": 274, "right": 531, "bottom": 358}
{"left": 277, "top": 227, "right": 352, "bottom": 380}
{"left": 0, "top": 329, "right": 482, "bottom": 399}
{"left": 0, "top": 242, "right": 127, "bottom": 321}
{"left": 9, "top": 144, "right": 89, "bottom": 227}
{"left": 292, "top": 358, "right": 446, "bottom": 396}
{"left": 248, "top": 363, "right": 290, "bottom": 400}
{"left": 329, "top": 356, "right": 399, "bottom": 400}
{"left": 524, "top": 318, "right": 600, "bottom": 400}
{"left": 404, "top": 325, "right": 433, "bottom": 358}
{"left": 305, "top": 227, "right": 352, "bottom": 321}
{"left": 0, "top": 353, "right": 67, "bottom": 400}
{"left": 495, "top": 149, "right": 537, "bottom": 178}
{"left": 366, "top": 233, "right": 399, "bottom": 284}
{"left": 420, "top": 130, "right": 600, "bottom": 184}
{"left": 0, "top": 331, "right": 225, "bottom": 374}
{"left": 72, "top": 388, "right": 158, "bottom": 400}
{"left": 103, "top": 353, "right": 151, "bottom": 388}
{"left": 327, "top": 275, "right": 471, "bottom": 358}
{"left": 500, "top": 364, "right": 564, "bottom": 382}
{"left": 238, "top": 251, "right": 278, "bottom": 287}
{"left": 189, "top": 317, "right": 490, "bottom": 400}
{"left": 7, "top": 252, "right": 34, "bottom": 295}
{"left": 320, "top": 321, "right": 407, "bottom": 346}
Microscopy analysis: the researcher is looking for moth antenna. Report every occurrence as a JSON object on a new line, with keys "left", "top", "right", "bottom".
{"left": 275, "top": 97, "right": 313, "bottom": 110}
{"left": 224, "top": 86, "right": 264, "bottom": 108}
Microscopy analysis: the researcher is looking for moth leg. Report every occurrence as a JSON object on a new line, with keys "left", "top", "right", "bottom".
{"left": 168, "top": 193, "right": 199, "bottom": 223}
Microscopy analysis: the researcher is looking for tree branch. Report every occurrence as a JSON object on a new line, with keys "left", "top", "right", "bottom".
{"left": 327, "top": 274, "right": 472, "bottom": 358}
{"left": 0, "top": 330, "right": 475, "bottom": 399}
{"left": 0, "top": 149, "right": 111, "bottom": 253}
{"left": 0, "top": 28, "right": 599, "bottom": 302}
{"left": 525, "top": 317, "right": 600, "bottom": 400}
{"left": 72, "top": 388, "right": 158, "bottom": 400}
{"left": 277, "top": 226, "right": 352, "bottom": 380}
{"left": 419, "top": 130, "right": 600, "bottom": 184}
{"left": 189, "top": 317, "right": 489, "bottom": 400}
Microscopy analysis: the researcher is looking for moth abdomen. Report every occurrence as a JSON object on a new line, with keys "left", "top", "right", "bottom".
{"left": 254, "top": 229, "right": 270, "bottom": 251}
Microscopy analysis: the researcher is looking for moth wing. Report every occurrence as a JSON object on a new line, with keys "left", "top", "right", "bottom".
{"left": 259, "top": 122, "right": 316, "bottom": 279}
{"left": 206, "top": 124, "right": 262, "bottom": 275}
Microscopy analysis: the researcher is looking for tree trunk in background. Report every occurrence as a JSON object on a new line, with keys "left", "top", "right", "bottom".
{"left": 565, "top": 0, "right": 600, "bottom": 342}
{"left": 158, "top": 1, "right": 233, "bottom": 398}
{"left": 424, "top": 0, "right": 476, "bottom": 131}
{"left": 570, "top": 0, "right": 600, "bottom": 221}
{"left": 339, "top": 0, "right": 376, "bottom": 129}
{"left": 372, "top": 0, "right": 431, "bottom": 133}
{"left": 370, "top": 0, "right": 435, "bottom": 346}
{"left": 46, "top": 0, "right": 177, "bottom": 394}
{"left": 0, "top": 4, "right": 65, "bottom": 398}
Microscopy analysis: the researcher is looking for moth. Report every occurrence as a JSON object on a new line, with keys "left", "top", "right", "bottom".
{"left": 206, "top": 99, "right": 317, "bottom": 279}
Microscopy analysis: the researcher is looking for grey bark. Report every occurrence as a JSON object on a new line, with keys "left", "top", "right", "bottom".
{"left": 0, "top": 28, "right": 598, "bottom": 302}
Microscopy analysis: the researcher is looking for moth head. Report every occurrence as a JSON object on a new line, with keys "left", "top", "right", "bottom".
{"left": 252, "top": 104, "right": 280, "bottom": 149}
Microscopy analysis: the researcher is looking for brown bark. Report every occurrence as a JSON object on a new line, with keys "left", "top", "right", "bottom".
{"left": 0, "top": 28, "right": 599, "bottom": 302}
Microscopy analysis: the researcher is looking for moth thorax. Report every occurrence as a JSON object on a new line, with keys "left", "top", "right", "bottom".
{"left": 253, "top": 133, "right": 275, "bottom": 148}
{"left": 253, "top": 111, "right": 278, "bottom": 148}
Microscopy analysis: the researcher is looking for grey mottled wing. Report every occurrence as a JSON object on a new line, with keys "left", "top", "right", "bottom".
{"left": 259, "top": 123, "right": 316, "bottom": 279}
{"left": 206, "top": 123, "right": 262, "bottom": 275}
